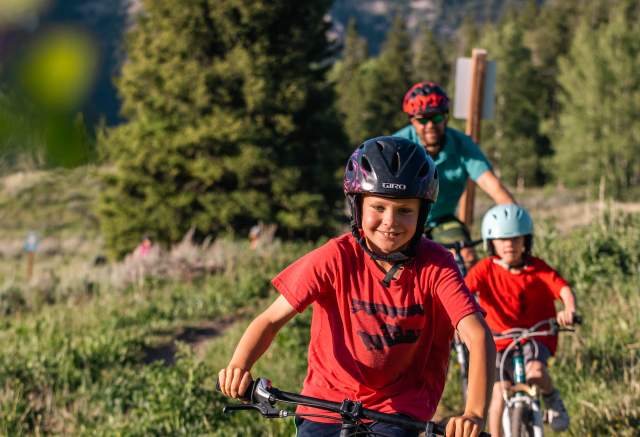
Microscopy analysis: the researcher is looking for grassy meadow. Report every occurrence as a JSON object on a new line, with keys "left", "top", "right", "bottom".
{"left": 0, "top": 167, "right": 638, "bottom": 436}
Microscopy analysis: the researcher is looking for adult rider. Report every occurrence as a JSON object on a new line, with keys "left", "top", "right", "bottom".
{"left": 393, "top": 81, "right": 515, "bottom": 267}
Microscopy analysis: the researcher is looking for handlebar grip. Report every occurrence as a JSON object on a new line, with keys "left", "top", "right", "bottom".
{"left": 215, "top": 378, "right": 255, "bottom": 401}
{"left": 573, "top": 314, "right": 582, "bottom": 325}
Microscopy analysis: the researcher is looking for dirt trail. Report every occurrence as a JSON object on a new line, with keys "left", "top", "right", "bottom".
{"left": 143, "top": 315, "right": 240, "bottom": 365}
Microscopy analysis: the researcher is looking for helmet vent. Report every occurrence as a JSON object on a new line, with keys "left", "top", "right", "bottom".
{"left": 361, "top": 156, "right": 372, "bottom": 172}
{"left": 418, "top": 162, "right": 428, "bottom": 177}
{"left": 391, "top": 152, "right": 400, "bottom": 173}
{"left": 347, "top": 160, "right": 354, "bottom": 172}
{"left": 376, "top": 142, "right": 384, "bottom": 153}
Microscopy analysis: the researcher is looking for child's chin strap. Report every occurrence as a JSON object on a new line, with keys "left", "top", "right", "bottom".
{"left": 492, "top": 257, "right": 527, "bottom": 271}
{"left": 351, "top": 223, "right": 412, "bottom": 287}
{"left": 347, "top": 195, "right": 429, "bottom": 287}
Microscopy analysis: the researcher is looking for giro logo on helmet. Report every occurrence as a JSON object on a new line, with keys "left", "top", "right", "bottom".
{"left": 382, "top": 183, "right": 407, "bottom": 190}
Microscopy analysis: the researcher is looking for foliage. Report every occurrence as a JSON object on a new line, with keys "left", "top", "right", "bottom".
{"left": 1, "top": 193, "right": 639, "bottom": 434}
{"left": 552, "top": 2, "right": 640, "bottom": 197}
{"left": 98, "top": 0, "right": 347, "bottom": 258}
{"left": 332, "top": 18, "right": 370, "bottom": 145}
{"left": 412, "top": 24, "right": 450, "bottom": 89}
{"left": 374, "top": 14, "right": 414, "bottom": 132}
{"left": 479, "top": 14, "right": 549, "bottom": 187}
{"left": 332, "top": 13, "right": 414, "bottom": 144}
{"left": 0, "top": 166, "right": 100, "bottom": 239}
{"left": 0, "top": 233, "right": 313, "bottom": 435}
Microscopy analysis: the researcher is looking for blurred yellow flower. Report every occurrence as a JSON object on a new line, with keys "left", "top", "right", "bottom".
{"left": 19, "top": 28, "right": 98, "bottom": 110}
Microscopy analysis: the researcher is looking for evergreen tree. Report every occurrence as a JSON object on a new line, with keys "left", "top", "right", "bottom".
{"left": 373, "top": 14, "right": 414, "bottom": 132}
{"left": 480, "top": 18, "right": 547, "bottom": 187}
{"left": 455, "top": 15, "right": 481, "bottom": 57}
{"left": 412, "top": 24, "right": 450, "bottom": 89}
{"left": 552, "top": 2, "right": 640, "bottom": 197}
{"left": 98, "top": 0, "right": 347, "bottom": 257}
{"left": 333, "top": 18, "right": 370, "bottom": 145}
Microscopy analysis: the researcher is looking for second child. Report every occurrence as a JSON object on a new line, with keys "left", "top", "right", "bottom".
{"left": 465, "top": 204, "right": 577, "bottom": 436}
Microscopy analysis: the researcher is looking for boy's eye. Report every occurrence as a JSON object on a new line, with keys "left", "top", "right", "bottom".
{"left": 399, "top": 208, "right": 415, "bottom": 214}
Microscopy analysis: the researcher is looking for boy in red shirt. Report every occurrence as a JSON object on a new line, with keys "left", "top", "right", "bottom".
{"left": 219, "top": 136, "right": 496, "bottom": 437}
{"left": 464, "top": 204, "right": 577, "bottom": 436}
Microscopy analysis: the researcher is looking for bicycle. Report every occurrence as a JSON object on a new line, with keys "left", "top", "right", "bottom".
{"left": 439, "top": 238, "right": 483, "bottom": 404}
{"left": 218, "top": 378, "right": 491, "bottom": 436}
{"left": 492, "top": 316, "right": 581, "bottom": 437}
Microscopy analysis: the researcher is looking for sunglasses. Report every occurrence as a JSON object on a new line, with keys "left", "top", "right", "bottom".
{"left": 413, "top": 113, "right": 446, "bottom": 125}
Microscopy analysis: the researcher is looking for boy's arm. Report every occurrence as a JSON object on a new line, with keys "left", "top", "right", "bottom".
{"left": 557, "top": 285, "right": 577, "bottom": 326}
{"left": 219, "top": 295, "right": 297, "bottom": 398}
{"left": 446, "top": 312, "right": 496, "bottom": 437}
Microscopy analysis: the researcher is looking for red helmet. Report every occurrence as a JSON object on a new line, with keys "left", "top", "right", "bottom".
{"left": 402, "top": 81, "right": 449, "bottom": 116}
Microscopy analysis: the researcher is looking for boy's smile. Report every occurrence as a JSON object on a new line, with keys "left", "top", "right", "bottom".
{"left": 361, "top": 194, "right": 420, "bottom": 256}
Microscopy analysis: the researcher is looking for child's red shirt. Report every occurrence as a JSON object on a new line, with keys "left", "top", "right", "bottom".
{"left": 464, "top": 256, "right": 569, "bottom": 354}
{"left": 271, "top": 233, "right": 481, "bottom": 422}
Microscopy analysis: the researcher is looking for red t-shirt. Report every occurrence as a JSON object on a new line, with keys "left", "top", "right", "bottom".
{"left": 464, "top": 256, "right": 568, "bottom": 354}
{"left": 271, "top": 233, "right": 481, "bottom": 422}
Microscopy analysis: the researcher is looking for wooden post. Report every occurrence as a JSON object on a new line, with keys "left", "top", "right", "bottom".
{"left": 457, "top": 48, "right": 487, "bottom": 227}
{"left": 26, "top": 252, "right": 35, "bottom": 281}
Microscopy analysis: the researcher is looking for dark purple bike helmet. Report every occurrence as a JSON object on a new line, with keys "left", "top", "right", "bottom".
{"left": 344, "top": 136, "right": 438, "bottom": 282}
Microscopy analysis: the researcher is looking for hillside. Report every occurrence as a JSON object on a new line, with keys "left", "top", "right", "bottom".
{"left": 330, "top": 0, "right": 546, "bottom": 53}
{"left": 0, "top": 166, "right": 638, "bottom": 434}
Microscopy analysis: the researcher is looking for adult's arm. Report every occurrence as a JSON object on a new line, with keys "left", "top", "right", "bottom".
{"left": 475, "top": 170, "right": 516, "bottom": 205}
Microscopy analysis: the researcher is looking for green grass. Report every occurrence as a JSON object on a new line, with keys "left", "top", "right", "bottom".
{"left": 0, "top": 166, "right": 101, "bottom": 240}
{"left": 0, "top": 167, "right": 637, "bottom": 435}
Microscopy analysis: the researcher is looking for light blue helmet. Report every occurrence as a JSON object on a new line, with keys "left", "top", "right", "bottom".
{"left": 481, "top": 204, "right": 533, "bottom": 242}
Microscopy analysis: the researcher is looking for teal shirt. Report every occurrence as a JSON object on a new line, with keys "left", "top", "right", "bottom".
{"left": 393, "top": 125, "right": 491, "bottom": 226}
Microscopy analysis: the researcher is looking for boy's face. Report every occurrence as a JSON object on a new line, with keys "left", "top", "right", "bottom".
{"left": 492, "top": 236, "right": 526, "bottom": 266}
{"left": 361, "top": 194, "right": 420, "bottom": 255}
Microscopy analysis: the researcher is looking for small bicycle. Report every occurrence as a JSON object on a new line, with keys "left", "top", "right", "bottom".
{"left": 218, "top": 378, "right": 491, "bottom": 436}
{"left": 440, "top": 238, "right": 483, "bottom": 404}
{"left": 492, "top": 316, "right": 581, "bottom": 437}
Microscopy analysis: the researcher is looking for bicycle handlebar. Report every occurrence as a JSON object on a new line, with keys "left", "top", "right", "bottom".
{"left": 492, "top": 315, "right": 582, "bottom": 341}
{"left": 217, "top": 378, "right": 491, "bottom": 437}
{"left": 439, "top": 238, "right": 483, "bottom": 251}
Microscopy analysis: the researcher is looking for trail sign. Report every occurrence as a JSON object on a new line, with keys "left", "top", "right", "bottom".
{"left": 24, "top": 231, "right": 39, "bottom": 253}
{"left": 454, "top": 49, "right": 495, "bottom": 227}
{"left": 453, "top": 57, "right": 497, "bottom": 120}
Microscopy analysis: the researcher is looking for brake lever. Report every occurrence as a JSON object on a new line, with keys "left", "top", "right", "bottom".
{"left": 223, "top": 403, "right": 283, "bottom": 418}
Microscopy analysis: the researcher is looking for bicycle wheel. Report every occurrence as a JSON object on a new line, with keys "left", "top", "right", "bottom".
{"left": 509, "top": 403, "right": 535, "bottom": 437}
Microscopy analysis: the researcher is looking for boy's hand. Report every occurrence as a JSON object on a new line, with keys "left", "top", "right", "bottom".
{"left": 556, "top": 309, "right": 574, "bottom": 327}
{"left": 445, "top": 414, "right": 484, "bottom": 437}
{"left": 218, "top": 366, "right": 253, "bottom": 399}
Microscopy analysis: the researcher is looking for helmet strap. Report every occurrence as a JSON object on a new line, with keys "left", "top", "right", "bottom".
{"left": 348, "top": 196, "right": 431, "bottom": 287}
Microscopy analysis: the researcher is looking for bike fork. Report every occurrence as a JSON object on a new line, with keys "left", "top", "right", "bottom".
{"left": 501, "top": 398, "right": 544, "bottom": 437}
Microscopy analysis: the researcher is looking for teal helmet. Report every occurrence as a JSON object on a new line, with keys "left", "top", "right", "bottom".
{"left": 481, "top": 204, "right": 533, "bottom": 252}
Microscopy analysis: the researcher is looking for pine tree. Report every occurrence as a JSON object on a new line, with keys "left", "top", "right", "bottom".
{"left": 479, "top": 18, "right": 547, "bottom": 187}
{"left": 455, "top": 15, "right": 481, "bottom": 57}
{"left": 553, "top": 2, "right": 640, "bottom": 197}
{"left": 412, "top": 24, "right": 450, "bottom": 89}
{"left": 98, "top": 0, "right": 347, "bottom": 257}
{"left": 333, "top": 18, "right": 370, "bottom": 145}
{"left": 372, "top": 14, "right": 414, "bottom": 132}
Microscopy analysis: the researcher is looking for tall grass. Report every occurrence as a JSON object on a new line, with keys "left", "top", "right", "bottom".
{"left": 0, "top": 167, "right": 637, "bottom": 435}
